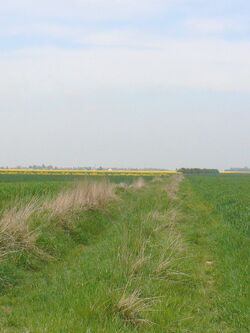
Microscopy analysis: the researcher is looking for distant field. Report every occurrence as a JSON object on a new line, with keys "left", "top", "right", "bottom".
{"left": 189, "top": 175, "right": 250, "bottom": 236}
{"left": 0, "top": 174, "right": 249, "bottom": 332}
{"left": 0, "top": 168, "right": 249, "bottom": 178}
{"left": 0, "top": 168, "right": 177, "bottom": 177}
{"left": 186, "top": 175, "right": 250, "bottom": 331}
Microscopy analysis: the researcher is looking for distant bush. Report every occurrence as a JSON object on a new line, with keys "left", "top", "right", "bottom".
{"left": 178, "top": 168, "right": 219, "bottom": 175}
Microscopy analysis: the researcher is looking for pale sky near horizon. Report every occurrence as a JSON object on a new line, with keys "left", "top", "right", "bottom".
{"left": 1, "top": 0, "right": 250, "bottom": 169}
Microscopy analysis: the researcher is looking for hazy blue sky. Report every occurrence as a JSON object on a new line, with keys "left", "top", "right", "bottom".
{"left": 1, "top": 0, "right": 250, "bottom": 169}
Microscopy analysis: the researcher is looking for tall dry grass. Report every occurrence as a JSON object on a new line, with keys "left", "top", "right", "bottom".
{"left": 151, "top": 176, "right": 163, "bottom": 183}
{"left": 45, "top": 180, "right": 116, "bottom": 219}
{"left": 148, "top": 208, "right": 183, "bottom": 232}
{"left": 165, "top": 174, "right": 184, "bottom": 200}
{"left": 0, "top": 180, "right": 115, "bottom": 258}
{"left": 116, "top": 182, "right": 129, "bottom": 190}
{"left": 130, "top": 242, "right": 149, "bottom": 276}
{"left": 0, "top": 199, "right": 40, "bottom": 258}
{"left": 132, "top": 178, "right": 145, "bottom": 190}
{"left": 116, "top": 288, "right": 157, "bottom": 325}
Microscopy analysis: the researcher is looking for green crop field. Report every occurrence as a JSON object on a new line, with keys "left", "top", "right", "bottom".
{"left": 0, "top": 174, "right": 249, "bottom": 332}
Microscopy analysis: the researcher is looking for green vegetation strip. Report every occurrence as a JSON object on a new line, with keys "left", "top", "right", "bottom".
{"left": 0, "top": 175, "right": 249, "bottom": 332}
{"left": 184, "top": 175, "right": 250, "bottom": 332}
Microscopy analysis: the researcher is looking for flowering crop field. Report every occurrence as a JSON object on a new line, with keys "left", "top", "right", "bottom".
{"left": 0, "top": 169, "right": 249, "bottom": 177}
{"left": 0, "top": 168, "right": 177, "bottom": 177}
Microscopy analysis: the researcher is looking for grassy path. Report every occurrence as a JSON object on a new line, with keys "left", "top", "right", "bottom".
{"left": 182, "top": 176, "right": 250, "bottom": 333}
{"left": 0, "top": 176, "right": 248, "bottom": 332}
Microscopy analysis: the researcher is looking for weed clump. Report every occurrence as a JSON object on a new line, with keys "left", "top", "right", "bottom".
{"left": 116, "top": 288, "right": 156, "bottom": 325}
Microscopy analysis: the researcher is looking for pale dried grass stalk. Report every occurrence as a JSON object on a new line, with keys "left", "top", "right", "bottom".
{"left": 165, "top": 174, "right": 184, "bottom": 200}
{"left": 155, "top": 262, "right": 189, "bottom": 280}
{"left": 154, "top": 236, "right": 188, "bottom": 279}
{"left": 116, "top": 182, "right": 129, "bottom": 190}
{"left": 151, "top": 176, "right": 163, "bottom": 183}
{"left": 146, "top": 210, "right": 165, "bottom": 222}
{"left": 117, "top": 288, "right": 157, "bottom": 325}
{"left": 130, "top": 243, "right": 149, "bottom": 275}
{"left": 154, "top": 255, "right": 173, "bottom": 275}
{"left": 166, "top": 207, "right": 183, "bottom": 223}
{"left": 131, "top": 178, "right": 145, "bottom": 190}
{"left": 150, "top": 208, "right": 184, "bottom": 232}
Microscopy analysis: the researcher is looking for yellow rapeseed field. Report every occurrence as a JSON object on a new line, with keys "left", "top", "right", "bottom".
{"left": 0, "top": 168, "right": 178, "bottom": 177}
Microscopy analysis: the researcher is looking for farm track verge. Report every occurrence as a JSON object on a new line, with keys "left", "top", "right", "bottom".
{"left": 0, "top": 176, "right": 195, "bottom": 332}
{"left": 0, "top": 175, "right": 248, "bottom": 332}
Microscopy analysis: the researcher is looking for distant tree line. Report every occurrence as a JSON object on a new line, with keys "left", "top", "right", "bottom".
{"left": 226, "top": 167, "right": 250, "bottom": 171}
{"left": 178, "top": 168, "right": 219, "bottom": 175}
{"left": 27, "top": 165, "right": 93, "bottom": 170}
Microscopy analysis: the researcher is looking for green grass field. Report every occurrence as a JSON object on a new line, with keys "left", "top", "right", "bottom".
{"left": 0, "top": 174, "right": 249, "bottom": 332}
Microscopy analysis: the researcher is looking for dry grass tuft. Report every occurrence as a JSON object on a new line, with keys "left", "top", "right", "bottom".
{"left": 0, "top": 199, "right": 40, "bottom": 257}
{"left": 130, "top": 243, "right": 149, "bottom": 275}
{"left": 145, "top": 208, "right": 183, "bottom": 233}
{"left": 151, "top": 176, "right": 163, "bottom": 183}
{"left": 45, "top": 180, "right": 116, "bottom": 219}
{"left": 154, "top": 256, "right": 189, "bottom": 280}
{"left": 0, "top": 180, "right": 115, "bottom": 258}
{"left": 146, "top": 210, "right": 165, "bottom": 221}
{"left": 154, "top": 208, "right": 184, "bottom": 232}
{"left": 116, "top": 182, "right": 129, "bottom": 190}
{"left": 116, "top": 288, "right": 156, "bottom": 325}
{"left": 154, "top": 236, "right": 188, "bottom": 280}
{"left": 154, "top": 255, "right": 173, "bottom": 276}
{"left": 131, "top": 178, "right": 145, "bottom": 190}
{"left": 165, "top": 174, "right": 184, "bottom": 200}
{"left": 166, "top": 207, "right": 183, "bottom": 223}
